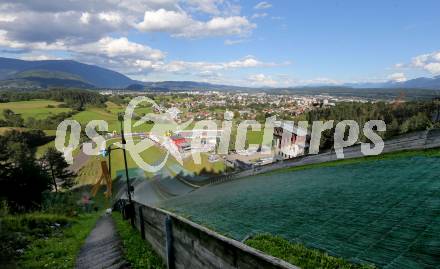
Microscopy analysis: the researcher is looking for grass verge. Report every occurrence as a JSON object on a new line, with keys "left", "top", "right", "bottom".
{"left": 112, "top": 212, "right": 165, "bottom": 269}
{"left": 246, "top": 234, "right": 375, "bottom": 269}
{"left": 0, "top": 212, "right": 100, "bottom": 269}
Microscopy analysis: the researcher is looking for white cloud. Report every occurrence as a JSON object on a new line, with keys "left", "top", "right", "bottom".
{"left": 136, "top": 9, "right": 194, "bottom": 32}
{"left": 0, "top": 30, "right": 66, "bottom": 51}
{"left": 424, "top": 63, "right": 440, "bottom": 74}
{"left": 224, "top": 56, "right": 267, "bottom": 68}
{"left": 411, "top": 51, "right": 440, "bottom": 75}
{"left": 80, "top": 12, "right": 91, "bottom": 24}
{"left": 98, "top": 12, "right": 123, "bottom": 26}
{"left": 155, "top": 56, "right": 283, "bottom": 73}
{"left": 0, "top": 1, "right": 285, "bottom": 82}
{"left": 0, "top": 0, "right": 254, "bottom": 45}
{"left": 247, "top": 73, "right": 277, "bottom": 86}
{"left": 394, "top": 63, "right": 405, "bottom": 68}
{"left": 186, "top": 0, "right": 242, "bottom": 16}
{"left": 387, "top": 72, "right": 407, "bottom": 82}
{"left": 136, "top": 9, "right": 255, "bottom": 38}
{"left": 0, "top": 14, "right": 16, "bottom": 22}
{"left": 76, "top": 37, "right": 164, "bottom": 60}
{"left": 0, "top": 33, "right": 166, "bottom": 75}
{"left": 133, "top": 60, "right": 155, "bottom": 69}
{"left": 254, "top": 1, "right": 272, "bottom": 10}
{"left": 198, "top": 16, "right": 255, "bottom": 37}
{"left": 186, "top": 0, "right": 223, "bottom": 15}
{"left": 251, "top": 13, "right": 268, "bottom": 19}
{"left": 224, "top": 39, "right": 247, "bottom": 45}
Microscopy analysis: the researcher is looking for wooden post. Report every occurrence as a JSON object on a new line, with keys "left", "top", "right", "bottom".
{"left": 165, "top": 215, "right": 174, "bottom": 269}
{"left": 139, "top": 207, "right": 145, "bottom": 240}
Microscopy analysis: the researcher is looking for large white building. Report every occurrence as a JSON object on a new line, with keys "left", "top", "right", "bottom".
{"left": 273, "top": 125, "right": 309, "bottom": 160}
{"left": 173, "top": 129, "right": 223, "bottom": 152}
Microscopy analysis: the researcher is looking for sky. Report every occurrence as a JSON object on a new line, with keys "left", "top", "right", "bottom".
{"left": 0, "top": 0, "right": 440, "bottom": 87}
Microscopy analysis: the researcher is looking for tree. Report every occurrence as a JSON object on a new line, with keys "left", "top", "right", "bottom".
{"left": 0, "top": 131, "right": 52, "bottom": 212}
{"left": 41, "top": 148, "right": 76, "bottom": 191}
{"left": 2, "top": 109, "right": 24, "bottom": 127}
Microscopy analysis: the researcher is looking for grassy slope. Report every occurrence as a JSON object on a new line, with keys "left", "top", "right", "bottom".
{"left": 0, "top": 99, "right": 71, "bottom": 120}
{"left": 246, "top": 235, "right": 374, "bottom": 269}
{"left": 112, "top": 212, "right": 165, "bottom": 269}
{"left": 1, "top": 212, "right": 100, "bottom": 269}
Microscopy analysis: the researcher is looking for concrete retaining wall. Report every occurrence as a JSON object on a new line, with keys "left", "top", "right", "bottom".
{"left": 117, "top": 200, "right": 298, "bottom": 269}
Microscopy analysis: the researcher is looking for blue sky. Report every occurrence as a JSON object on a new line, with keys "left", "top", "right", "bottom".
{"left": 0, "top": 0, "right": 439, "bottom": 86}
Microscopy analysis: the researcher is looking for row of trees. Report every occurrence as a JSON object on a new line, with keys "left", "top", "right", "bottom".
{"left": 0, "top": 130, "right": 75, "bottom": 212}
{"left": 303, "top": 101, "right": 439, "bottom": 149}
{"left": 0, "top": 89, "right": 107, "bottom": 110}
{"left": 0, "top": 109, "right": 77, "bottom": 130}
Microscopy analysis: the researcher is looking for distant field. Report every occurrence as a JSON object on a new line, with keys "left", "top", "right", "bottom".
{"left": 71, "top": 102, "right": 154, "bottom": 132}
{"left": 72, "top": 108, "right": 119, "bottom": 130}
{"left": 0, "top": 127, "right": 28, "bottom": 134}
{"left": 0, "top": 127, "right": 56, "bottom": 136}
{"left": 0, "top": 99, "right": 71, "bottom": 120}
{"left": 0, "top": 99, "right": 153, "bottom": 132}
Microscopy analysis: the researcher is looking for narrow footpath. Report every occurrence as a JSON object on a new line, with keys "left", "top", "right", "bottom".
{"left": 76, "top": 215, "right": 129, "bottom": 269}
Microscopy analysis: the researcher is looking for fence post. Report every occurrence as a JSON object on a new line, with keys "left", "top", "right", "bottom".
{"left": 165, "top": 215, "right": 175, "bottom": 269}
{"left": 139, "top": 206, "right": 145, "bottom": 240}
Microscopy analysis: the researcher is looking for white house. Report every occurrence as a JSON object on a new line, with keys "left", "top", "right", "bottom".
{"left": 272, "top": 124, "right": 309, "bottom": 160}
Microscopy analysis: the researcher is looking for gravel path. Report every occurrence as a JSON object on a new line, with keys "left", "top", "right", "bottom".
{"left": 76, "top": 215, "right": 129, "bottom": 269}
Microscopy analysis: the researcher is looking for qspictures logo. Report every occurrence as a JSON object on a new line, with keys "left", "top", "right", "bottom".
{"left": 55, "top": 96, "right": 386, "bottom": 173}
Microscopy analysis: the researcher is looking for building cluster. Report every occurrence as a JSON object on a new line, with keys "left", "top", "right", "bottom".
{"left": 102, "top": 89, "right": 372, "bottom": 168}
{"left": 147, "top": 91, "right": 364, "bottom": 122}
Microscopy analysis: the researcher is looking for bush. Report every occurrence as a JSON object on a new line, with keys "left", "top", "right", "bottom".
{"left": 41, "top": 191, "right": 80, "bottom": 216}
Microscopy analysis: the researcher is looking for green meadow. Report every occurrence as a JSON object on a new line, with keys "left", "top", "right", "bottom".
{"left": 71, "top": 102, "right": 155, "bottom": 132}
{"left": 0, "top": 98, "right": 246, "bottom": 186}
{"left": 0, "top": 99, "right": 71, "bottom": 120}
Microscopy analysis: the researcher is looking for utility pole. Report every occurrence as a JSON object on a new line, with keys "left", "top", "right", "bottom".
{"left": 107, "top": 145, "right": 112, "bottom": 180}
{"left": 118, "top": 113, "right": 134, "bottom": 226}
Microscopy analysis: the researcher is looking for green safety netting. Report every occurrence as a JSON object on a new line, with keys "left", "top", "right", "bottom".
{"left": 162, "top": 156, "right": 440, "bottom": 268}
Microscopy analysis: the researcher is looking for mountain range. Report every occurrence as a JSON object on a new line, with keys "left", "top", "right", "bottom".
{"left": 0, "top": 57, "right": 439, "bottom": 91}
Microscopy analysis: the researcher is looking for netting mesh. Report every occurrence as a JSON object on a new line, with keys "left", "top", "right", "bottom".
{"left": 162, "top": 156, "right": 440, "bottom": 268}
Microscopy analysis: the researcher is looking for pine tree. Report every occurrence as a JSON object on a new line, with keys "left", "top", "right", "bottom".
{"left": 41, "top": 148, "right": 76, "bottom": 191}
